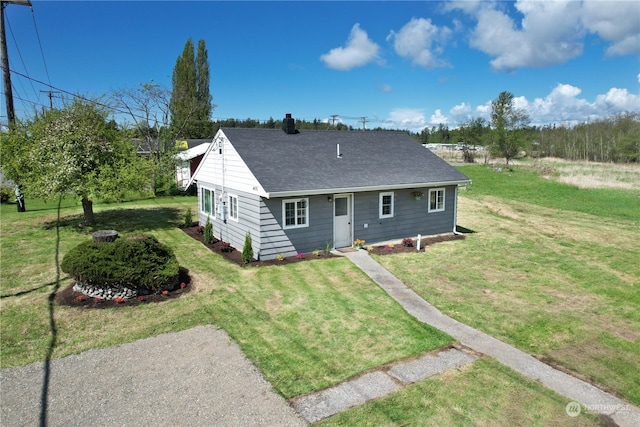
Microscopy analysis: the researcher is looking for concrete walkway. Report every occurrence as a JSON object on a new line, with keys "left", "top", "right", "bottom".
{"left": 292, "top": 347, "right": 477, "bottom": 423}
{"left": 343, "top": 249, "right": 640, "bottom": 427}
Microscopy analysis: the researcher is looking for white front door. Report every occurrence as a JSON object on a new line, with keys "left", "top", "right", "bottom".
{"left": 333, "top": 194, "right": 352, "bottom": 248}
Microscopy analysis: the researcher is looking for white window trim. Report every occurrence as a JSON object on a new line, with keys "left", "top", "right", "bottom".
{"left": 228, "top": 193, "right": 239, "bottom": 222}
{"left": 379, "top": 192, "right": 394, "bottom": 219}
{"left": 428, "top": 188, "right": 446, "bottom": 213}
{"left": 201, "top": 187, "right": 213, "bottom": 216}
{"left": 282, "top": 198, "right": 309, "bottom": 229}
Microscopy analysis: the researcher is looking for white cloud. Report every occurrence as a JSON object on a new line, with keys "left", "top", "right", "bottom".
{"left": 404, "top": 83, "right": 640, "bottom": 131}
{"left": 379, "top": 84, "right": 393, "bottom": 93}
{"left": 450, "top": 0, "right": 639, "bottom": 70}
{"left": 449, "top": 102, "right": 472, "bottom": 124}
{"left": 320, "top": 24, "right": 380, "bottom": 71}
{"left": 429, "top": 109, "right": 449, "bottom": 126}
{"left": 387, "top": 18, "right": 451, "bottom": 69}
{"left": 383, "top": 108, "right": 427, "bottom": 132}
{"left": 488, "top": 84, "right": 637, "bottom": 126}
{"left": 595, "top": 87, "right": 640, "bottom": 113}
{"left": 466, "top": 0, "right": 585, "bottom": 70}
{"left": 581, "top": 1, "right": 640, "bottom": 57}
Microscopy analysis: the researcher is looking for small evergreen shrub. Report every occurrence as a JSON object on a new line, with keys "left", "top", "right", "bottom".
{"left": 61, "top": 234, "right": 179, "bottom": 292}
{"left": 241, "top": 232, "right": 254, "bottom": 264}
{"left": 183, "top": 207, "right": 193, "bottom": 228}
{"left": 203, "top": 216, "right": 213, "bottom": 243}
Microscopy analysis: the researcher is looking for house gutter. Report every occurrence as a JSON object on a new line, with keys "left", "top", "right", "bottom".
{"left": 266, "top": 179, "right": 471, "bottom": 199}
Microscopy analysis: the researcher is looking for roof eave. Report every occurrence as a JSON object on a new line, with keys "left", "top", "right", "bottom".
{"left": 266, "top": 179, "right": 471, "bottom": 199}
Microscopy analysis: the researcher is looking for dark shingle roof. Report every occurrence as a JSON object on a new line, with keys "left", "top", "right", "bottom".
{"left": 221, "top": 128, "right": 470, "bottom": 195}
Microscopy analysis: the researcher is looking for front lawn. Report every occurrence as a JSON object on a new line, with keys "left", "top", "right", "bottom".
{"left": 374, "top": 163, "right": 640, "bottom": 406}
{"left": 0, "top": 196, "right": 451, "bottom": 398}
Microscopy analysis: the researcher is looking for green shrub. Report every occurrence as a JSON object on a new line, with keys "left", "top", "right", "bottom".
{"left": 61, "top": 234, "right": 179, "bottom": 292}
{"left": 0, "top": 185, "right": 13, "bottom": 204}
{"left": 183, "top": 207, "right": 193, "bottom": 227}
{"left": 203, "top": 216, "right": 213, "bottom": 243}
{"left": 241, "top": 232, "right": 254, "bottom": 264}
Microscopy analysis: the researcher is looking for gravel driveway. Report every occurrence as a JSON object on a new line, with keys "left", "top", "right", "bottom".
{"left": 1, "top": 325, "right": 305, "bottom": 426}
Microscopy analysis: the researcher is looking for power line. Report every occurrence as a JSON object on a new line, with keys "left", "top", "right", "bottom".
{"left": 5, "top": 13, "right": 40, "bottom": 104}
{"left": 6, "top": 68, "right": 395, "bottom": 130}
{"left": 29, "top": 4, "right": 51, "bottom": 87}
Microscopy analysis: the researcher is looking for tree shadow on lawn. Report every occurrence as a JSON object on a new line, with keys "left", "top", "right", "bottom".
{"left": 43, "top": 207, "right": 183, "bottom": 235}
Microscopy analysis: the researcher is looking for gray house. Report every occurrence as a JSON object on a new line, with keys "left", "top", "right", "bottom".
{"left": 188, "top": 115, "right": 471, "bottom": 261}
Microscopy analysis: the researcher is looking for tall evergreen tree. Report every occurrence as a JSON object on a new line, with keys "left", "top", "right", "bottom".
{"left": 170, "top": 38, "right": 213, "bottom": 138}
{"left": 196, "top": 39, "right": 212, "bottom": 134}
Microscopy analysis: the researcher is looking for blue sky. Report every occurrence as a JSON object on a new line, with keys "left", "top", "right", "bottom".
{"left": 4, "top": 0, "right": 639, "bottom": 131}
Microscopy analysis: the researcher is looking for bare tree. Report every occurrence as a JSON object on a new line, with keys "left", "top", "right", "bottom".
{"left": 111, "top": 82, "right": 177, "bottom": 194}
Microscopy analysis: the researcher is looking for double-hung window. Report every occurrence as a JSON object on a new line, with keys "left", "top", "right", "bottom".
{"left": 428, "top": 188, "right": 445, "bottom": 212}
{"left": 283, "top": 198, "right": 309, "bottom": 229}
{"left": 379, "top": 192, "right": 394, "bottom": 218}
{"left": 228, "top": 194, "right": 238, "bottom": 221}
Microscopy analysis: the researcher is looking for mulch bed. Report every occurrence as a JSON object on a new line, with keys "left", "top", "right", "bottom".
{"left": 366, "top": 233, "right": 466, "bottom": 256}
{"left": 182, "top": 225, "right": 465, "bottom": 262}
{"left": 56, "top": 226, "right": 464, "bottom": 309}
{"left": 181, "top": 225, "right": 338, "bottom": 266}
{"left": 55, "top": 267, "right": 192, "bottom": 309}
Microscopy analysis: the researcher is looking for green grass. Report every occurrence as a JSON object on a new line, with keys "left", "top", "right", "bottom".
{"left": 0, "top": 195, "right": 451, "bottom": 398}
{"left": 2, "top": 167, "right": 637, "bottom": 422}
{"left": 374, "top": 164, "right": 640, "bottom": 406}
{"left": 462, "top": 164, "right": 640, "bottom": 220}
{"left": 316, "top": 357, "right": 602, "bottom": 426}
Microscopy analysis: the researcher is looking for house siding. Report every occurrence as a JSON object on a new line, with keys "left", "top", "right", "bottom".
{"left": 196, "top": 184, "right": 459, "bottom": 260}
{"left": 195, "top": 131, "right": 266, "bottom": 197}
{"left": 260, "top": 195, "right": 334, "bottom": 259}
{"left": 196, "top": 181, "right": 262, "bottom": 261}
{"left": 352, "top": 186, "right": 457, "bottom": 244}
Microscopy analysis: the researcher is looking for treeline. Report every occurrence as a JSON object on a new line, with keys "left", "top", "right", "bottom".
{"left": 411, "top": 112, "right": 640, "bottom": 163}
{"left": 533, "top": 113, "right": 639, "bottom": 163}
{"left": 210, "top": 117, "right": 352, "bottom": 133}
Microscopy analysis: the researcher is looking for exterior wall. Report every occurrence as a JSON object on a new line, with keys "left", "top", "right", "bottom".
{"left": 196, "top": 184, "right": 459, "bottom": 261}
{"left": 176, "top": 155, "right": 205, "bottom": 189}
{"left": 197, "top": 174, "right": 459, "bottom": 261}
{"left": 195, "top": 131, "right": 266, "bottom": 197}
{"left": 196, "top": 180, "right": 262, "bottom": 261}
{"left": 352, "top": 186, "right": 457, "bottom": 244}
{"left": 260, "top": 195, "right": 334, "bottom": 259}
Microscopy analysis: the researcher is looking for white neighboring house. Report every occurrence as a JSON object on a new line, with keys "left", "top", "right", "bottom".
{"left": 175, "top": 141, "right": 210, "bottom": 189}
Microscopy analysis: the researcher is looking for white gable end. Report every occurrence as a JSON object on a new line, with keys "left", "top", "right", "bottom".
{"left": 191, "top": 130, "right": 267, "bottom": 197}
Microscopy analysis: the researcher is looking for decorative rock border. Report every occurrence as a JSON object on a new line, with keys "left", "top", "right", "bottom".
{"left": 73, "top": 281, "right": 137, "bottom": 300}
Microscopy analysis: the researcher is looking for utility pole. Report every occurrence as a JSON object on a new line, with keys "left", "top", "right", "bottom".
{"left": 1, "top": 0, "right": 32, "bottom": 213}
{"left": 1, "top": 0, "right": 31, "bottom": 127}
{"left": 330, "top": 114, "right": 338, "bottom": 126}
{"left": 40, "top": 90, "right": 60, "bottom": 109}
{"left": 360, "top": 116, "right": 368, "bottom": 132}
